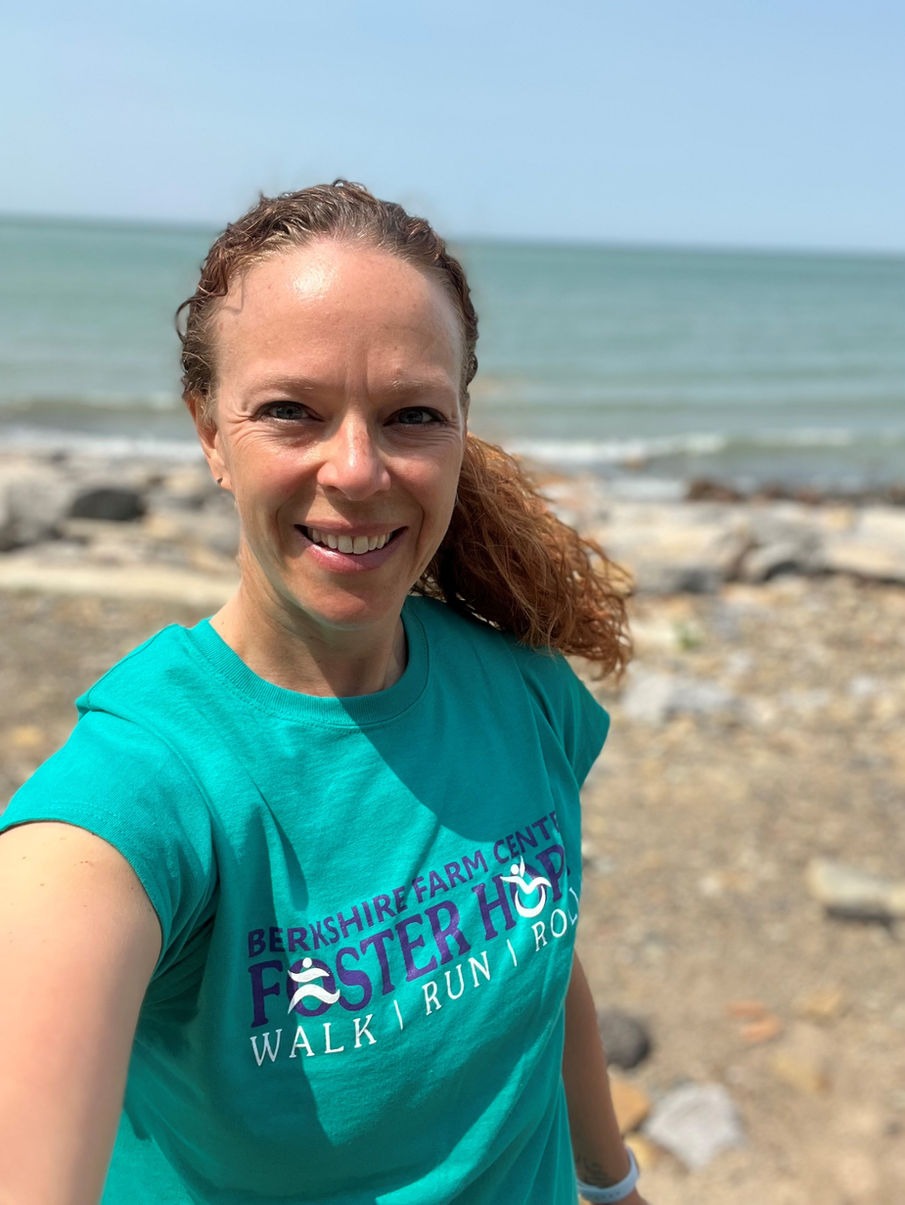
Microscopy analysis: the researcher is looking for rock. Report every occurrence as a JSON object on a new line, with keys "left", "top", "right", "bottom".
{"left": 0, "top": 468, "right": 72, "bottom": 549}
{"left": 608, "top": 1074, "right": 652, "bottom": 1134}
{"left": 620, "top": 669, "right": 745, "bottom": 725}
{"left": 742, "top": 537, "right": 818, "bottom": 582}
{"left": 643, "top": 1082, "right": 745, "bottom": 1170}
{"left": 793, "top": 985, "right": 847, "bottom": 1023}
{"left": 69, "top": 486, "right": 146, "bottom": 523}
{"left": 140, "top": 509, "right": 239, "bottom": 563}
{"left": 806, "top": 857, "right": 905, "bottom": 922}
{"left": 738, "top": 1015, "right": 784, "bottom": 1045}
{"left": 685, "top": 478, "right": 744, "bottom": 503}
{"left": 822, "top": 508, "right": 905, "bottom": 584}
{"left": 730, "top": 514, "right": 824, "bottom": 582}
{"left": 770, "top": 1023, "right": 832, "bottom": 1094}
{"left": 726, "top": 999, "right": 784, "bottom": 1044}
{"left": 595, "top": 503, "right": 737, "bottom": 595}
{"left": 597, "top": 1008, "right": 653, "bottom": 1070}
{"left": 602, "top": 497, "right": 905, "bottom": 590}
{"left": 149, "top": 463, "right": 216, "bottom": 511}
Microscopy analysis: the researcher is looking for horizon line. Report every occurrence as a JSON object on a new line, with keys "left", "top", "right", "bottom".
{"left": 1, "top": 208, "right": 903, "bottom": 262}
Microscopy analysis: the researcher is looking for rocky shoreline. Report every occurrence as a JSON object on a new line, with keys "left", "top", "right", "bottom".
{"left": 3, "top": 449, "right": 903, "bottom": 599}
{"left": 2, "top": 447, "right": 904, "bottom": 1203}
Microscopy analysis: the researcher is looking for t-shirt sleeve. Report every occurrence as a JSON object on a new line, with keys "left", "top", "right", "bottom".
{"left": 560, "top": 661, "right": 610, "bottom": 785}
{"left": 512, "top": 645, "right": 610, "bottom": 787}
{"left": 1, "top": 710, "right": 217, "bottom": 976}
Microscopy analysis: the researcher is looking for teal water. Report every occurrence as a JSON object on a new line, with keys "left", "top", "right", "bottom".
{"left": 1, "top": 216, "right": 903, "bottom": 490}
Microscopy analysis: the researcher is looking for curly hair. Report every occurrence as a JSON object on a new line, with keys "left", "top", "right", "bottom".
{"left": 421, "top": 436, "right": 631, "bottom": 677}
{"left": 176, "top": 181, "right": 631, "bottom": 677}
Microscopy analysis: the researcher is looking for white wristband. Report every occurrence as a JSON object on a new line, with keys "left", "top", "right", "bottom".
{"left": 576, "top": 1147, "right": 639, "bottom": 1203}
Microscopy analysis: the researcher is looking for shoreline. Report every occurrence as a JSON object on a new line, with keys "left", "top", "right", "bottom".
{"left": 2, "top": 446, "right": 905, "bottom": 604}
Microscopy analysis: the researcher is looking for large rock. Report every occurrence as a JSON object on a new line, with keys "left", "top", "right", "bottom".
{"left": 0, "top": 467, "right": 72, "bottom": 550}
{"left": 822, "top": 508, "right": 905, "bottom": 584}
{"left": 148, "top": 463, "right": 221, "bottom": 512}
{"left": 620, "top": 668, "right": 746, "bottom": 725}
{"left": 596, "top": 496, "right": 905, "bottom": 592}
{"left": 595, "top": 502, "right": 743, "bottom": 595}
{"left": 644, "top": 1082, "right": 745, "bottom": 1170}
{"left": 69, "top": 485, "right": 146, "bottom": 522}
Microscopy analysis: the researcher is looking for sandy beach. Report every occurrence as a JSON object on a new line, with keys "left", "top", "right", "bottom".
{"left": 2, "top": 449, "right": 904, "bottom": 1203}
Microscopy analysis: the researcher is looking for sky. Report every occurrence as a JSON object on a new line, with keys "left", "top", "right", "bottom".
{"left": 3, "top": 0, "right": 904, "bottom": 251}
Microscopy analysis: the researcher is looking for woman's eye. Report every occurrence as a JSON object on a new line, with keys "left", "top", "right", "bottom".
{"left": 259, "top": 401, "right": 312, "bottom": 422}
{"left": 394, "top": 407, "right": 442, "bottom": 426}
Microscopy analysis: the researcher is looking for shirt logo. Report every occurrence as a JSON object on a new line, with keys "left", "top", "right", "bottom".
{"left": 287, "top": 958, "right": 342, "bottom": 1011}
{"left": 501, "top": 857, "right": 553, "bottom": 918}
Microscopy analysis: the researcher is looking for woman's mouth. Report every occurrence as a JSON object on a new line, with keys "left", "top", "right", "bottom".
{"left": 298, "top": 526, "right": 401, "bottom": 555}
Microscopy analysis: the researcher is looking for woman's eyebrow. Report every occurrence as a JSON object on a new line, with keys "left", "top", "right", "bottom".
{"left": 245, "top": 374, "right": 321, "bottom": 396}
{"left": 246, "top": 374, "right": 458, "bottom": 400}
{"left": 383, "top": 376, "right": 459, "bottom": 400}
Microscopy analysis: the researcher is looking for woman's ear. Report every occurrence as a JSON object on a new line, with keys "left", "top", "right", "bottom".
{"left": 187, "top": 392, "right": 232, "bottom": 492}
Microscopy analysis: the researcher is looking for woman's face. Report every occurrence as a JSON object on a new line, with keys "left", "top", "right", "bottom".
{"left": 198, "top": 239, "right": 466, "bottom": 644}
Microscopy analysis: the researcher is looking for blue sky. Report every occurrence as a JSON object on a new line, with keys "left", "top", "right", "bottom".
{"left": 3, "top": 0, "right": 903, "bottom": 250}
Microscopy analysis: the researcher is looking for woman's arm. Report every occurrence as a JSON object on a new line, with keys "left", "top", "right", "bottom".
{"left": 0, "top": 821, "right": 161, "bottom": 1205}
{"left": 563, "top": 952, "right": 647, "bottom": 1205}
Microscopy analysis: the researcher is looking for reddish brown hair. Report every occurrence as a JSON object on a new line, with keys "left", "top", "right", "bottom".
{"left": 176, "top": 182, "right": 631, "bottom": 677}
{"left": 421, "top": 437, "right": 631, "bottom": 677}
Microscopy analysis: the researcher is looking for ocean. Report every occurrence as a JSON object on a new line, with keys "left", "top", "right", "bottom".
{"left": 1, "top": 215, "right": 903, "bottom": 494}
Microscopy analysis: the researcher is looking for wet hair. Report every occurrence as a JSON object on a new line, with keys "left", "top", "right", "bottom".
{"left": 177, "top": 180, "right": 477, "bottom": 415}
{"left": 176, "top": 181, "right": 631, "bottom": 676}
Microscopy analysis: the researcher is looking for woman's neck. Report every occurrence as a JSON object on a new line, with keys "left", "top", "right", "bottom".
{"left": 210, "top": 591, "right": 408, "bottom": 698}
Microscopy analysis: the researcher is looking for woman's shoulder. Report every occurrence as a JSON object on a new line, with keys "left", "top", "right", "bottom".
{"left": 408, "top": 593, "right": 586, "bottom": 693}
{"left": 409, "top": 595, "right": 609, "bottom": 781}
{"left": 79, "top": 621, "right": 205, "bottom": 707}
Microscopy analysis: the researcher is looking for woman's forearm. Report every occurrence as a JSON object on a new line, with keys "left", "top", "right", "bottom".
{"left": 563, "top": 953, "right": 645, "bottom": 1202}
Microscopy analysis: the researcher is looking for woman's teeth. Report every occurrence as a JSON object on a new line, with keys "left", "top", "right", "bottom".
{"left": 305, "top": 527, "right": 392, "bottom": 554}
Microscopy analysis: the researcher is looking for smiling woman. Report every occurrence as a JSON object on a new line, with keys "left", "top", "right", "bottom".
{"left": 0, "top": 182, "right": 644, "bottom": 1205}
{"left": 190, "top": 238, "right": 467, "bottom": 695}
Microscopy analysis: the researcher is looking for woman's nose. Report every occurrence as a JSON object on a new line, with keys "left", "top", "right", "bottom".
{"left": 316, "top": 416, "right": 391, "bottom": 499}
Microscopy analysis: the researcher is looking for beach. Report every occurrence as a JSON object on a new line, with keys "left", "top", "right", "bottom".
{"left": 2, "top": 447, "right": 904, "bottom": 1202}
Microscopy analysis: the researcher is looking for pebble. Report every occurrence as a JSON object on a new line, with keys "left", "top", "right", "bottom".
{"left": 597, "top": 1008, "right": 652, "bottom": 1070}
{"left": 726, "top": 1000, "right": 784, "bottom": 1044}
{"left": 769, "top": 1023, "right": 832, "bottom": 1095}
{"left": 643, "top": 1082, "right": 745, "bottom": 1170}
{"left": 806, "top": 857, "right": 905, "bottom": 922}
{"left": 793, "top": 985, "right": 847, "bottom": 1023}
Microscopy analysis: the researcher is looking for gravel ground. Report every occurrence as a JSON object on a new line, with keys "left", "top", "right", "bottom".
{"left": 2, "top": 575, "right": 904, "bottom": 1203}
{"left": 580, "top": 576, "right": 905, "bottom": 1203}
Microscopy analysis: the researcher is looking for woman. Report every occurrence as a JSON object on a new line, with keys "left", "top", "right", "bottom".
{"left": 0, "top": 182, "right": 645, "bottom": 1204}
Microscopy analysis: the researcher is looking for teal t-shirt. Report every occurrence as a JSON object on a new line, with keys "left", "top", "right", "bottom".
{"left": 2, "top": 596, "right": 609, "bottom": 1204}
